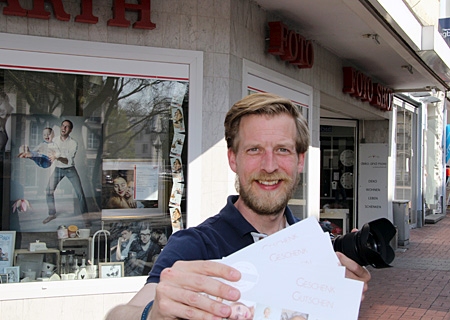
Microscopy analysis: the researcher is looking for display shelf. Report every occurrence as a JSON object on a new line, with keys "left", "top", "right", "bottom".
{"left": 59, "top": 237, "right": 92, "bottom": 260}
{"left": 14, "top": 248, "right": 61, "bottom": 277}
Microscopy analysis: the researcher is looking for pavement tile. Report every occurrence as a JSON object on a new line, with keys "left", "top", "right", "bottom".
{"left": 359, "top": 213, "right": 450, "bottom": 319}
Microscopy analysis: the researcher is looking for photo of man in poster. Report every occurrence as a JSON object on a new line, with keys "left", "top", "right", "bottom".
{"left": 10, "top": 115, "right": 99, "bottom": 232}
{"left": 43, "top": 119, "right": 89, "bottom": 226}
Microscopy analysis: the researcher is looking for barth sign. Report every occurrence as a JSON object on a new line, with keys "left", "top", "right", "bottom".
{"left": 0, "top": 0, "right": 155, "bottom": 29}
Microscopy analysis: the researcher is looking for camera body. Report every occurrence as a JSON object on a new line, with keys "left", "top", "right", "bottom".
{"left": 329, "top": 218, "right": 396, "bottom": 268}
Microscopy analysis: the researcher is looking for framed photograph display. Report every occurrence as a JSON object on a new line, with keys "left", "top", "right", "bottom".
{"left": 0, "top": 231, "right": 16, "bottom": 269}
{"left": 99, "top": 262, "right": 124, "bottom": 278}
{"left": 4, "top": 266, "right": 20, "bottom": 283}
{"left": 0, "top": 274, "right": 8, "bottom": 284}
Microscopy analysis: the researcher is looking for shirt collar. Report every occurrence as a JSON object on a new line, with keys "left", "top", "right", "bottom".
{"left": 222, "top": 195, "right": 300, "bottom": 239}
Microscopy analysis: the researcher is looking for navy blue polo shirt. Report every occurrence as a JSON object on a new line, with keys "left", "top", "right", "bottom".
{"left": 147, "top": 195, "right": 300, "bottom": 283}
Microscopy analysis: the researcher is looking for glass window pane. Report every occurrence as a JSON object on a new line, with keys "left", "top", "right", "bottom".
{"left": 395, "top": 108, "right": 413, "bottom": 200}
{"left": 1, "top": 68, "right": 189, "bottom": 277}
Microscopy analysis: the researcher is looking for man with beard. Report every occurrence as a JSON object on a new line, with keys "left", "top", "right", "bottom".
{"left": 106, "top": 93, "right": 371, "bottom": 320}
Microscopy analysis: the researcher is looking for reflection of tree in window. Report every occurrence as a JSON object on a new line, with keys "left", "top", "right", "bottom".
{"left": 4, "top": 69, "right": 188, "bottom": 214}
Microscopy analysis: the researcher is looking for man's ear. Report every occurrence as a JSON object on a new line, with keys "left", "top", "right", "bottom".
{"left": 298, "top": 153, "right": 305, "bottom": 173}
{"left": 228, "top": 148, "right": 237, "bottom": 173}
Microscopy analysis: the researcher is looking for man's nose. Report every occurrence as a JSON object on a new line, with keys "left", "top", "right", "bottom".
{"left": 260, "top": 151, "right": 278, "bottom": 172}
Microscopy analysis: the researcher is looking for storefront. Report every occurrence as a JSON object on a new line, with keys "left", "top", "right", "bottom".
{"left": 0, "top": 0, "right": 448, "bottom": 317}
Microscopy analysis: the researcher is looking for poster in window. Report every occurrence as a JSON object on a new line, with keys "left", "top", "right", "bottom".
{"left": 102, "top": 160, "right": 164, "bottom": 220}
{"left": 9, "top": 115, "right": 101, "bottom": 232}
{"left": 0, "top": 231, "right": 16, "bottom": 269}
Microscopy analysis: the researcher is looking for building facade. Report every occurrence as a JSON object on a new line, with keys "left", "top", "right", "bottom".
{"left": 0, "top": 0, "right": 449, "bottom": 318}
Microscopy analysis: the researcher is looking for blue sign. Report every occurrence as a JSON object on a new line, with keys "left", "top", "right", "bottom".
{"left": 439, "top": 18, "right": 450, "bottom": 47}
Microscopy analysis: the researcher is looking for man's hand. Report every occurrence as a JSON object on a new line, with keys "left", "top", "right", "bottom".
{"left": 336, "top": 252, "right": 371, "bottom": 301}
{"left": 150, "top": 260, "right": 241, "bottom": 319}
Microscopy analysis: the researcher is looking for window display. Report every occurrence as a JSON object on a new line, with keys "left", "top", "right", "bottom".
{"left": 0, "top": 68, "right": 189, "bottom": 280}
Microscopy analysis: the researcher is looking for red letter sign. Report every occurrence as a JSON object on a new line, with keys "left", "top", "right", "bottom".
{"left": 27, "top": 0, "right": 70, "bottom": 21}
{"left": 108, "top": 0, "right": 156, "bottom": 29}
{"left": 75, "top": 0, "right": 99, "bottom": 24}
{"left": 2, "top": 0, "right": 27, "bottom": 17}
{"left": 343, "top": 67, "right": 392, "bottom": 111}
{"left": 268, "top": 21, "right": 314, "bottom": 68}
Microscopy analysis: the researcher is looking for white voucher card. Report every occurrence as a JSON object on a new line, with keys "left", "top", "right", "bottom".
{"left": 217, "top": 217, "right": 364, "bottom": 320}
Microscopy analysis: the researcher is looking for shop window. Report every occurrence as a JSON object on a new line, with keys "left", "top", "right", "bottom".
{"left": 0, "top": 68, "right": 189, "bottom": 279}
{"left": 87, "top": 131, "right": 100, "bottom": 150}
{"left": 395, "top": 107, "right": 414, "bottom": 200}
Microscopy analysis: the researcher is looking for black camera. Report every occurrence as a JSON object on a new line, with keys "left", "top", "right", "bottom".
{"left": 326, "top": 218, "right": 396, "bottom": 269}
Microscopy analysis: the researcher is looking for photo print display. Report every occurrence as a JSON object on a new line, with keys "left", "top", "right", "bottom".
{"left": 170, "top": 156, "right": 184, "bottom": 182}
{"left": 99, "top": 262, "right": 124, "bottom": 278}
{"left": 169, "top": 206, "right": 183, "bottom": 233}
{"left": 0, "top": 89, "right": 13, "bottom": 152}
{"left": 170, "top": 132, "right": 185, "bottom": 158}
{"left": 166, "top": 82, "right": 187, "bottom": 234}
{"left": 108, "top": 221, "right": 167, "bottom": 277}
{"left": 102, "top": 161, "right": 163, "bottom": 220}
{"left": 0, "top": 231, "right": 16, "bottom": 269}
{"left": 171, "top": 107, "right": 185, "bottom": 133}
{"left": 4, "top": 266, "right": 20, "bottom": 283}
{"left": 0, "top": 274, "right": 8, "bottom": 284}
{"left": 9, "top": 115, "right": 99, "bottom": 232}
{"left": 169, "top": 181, "right": 184, "bottom": 207}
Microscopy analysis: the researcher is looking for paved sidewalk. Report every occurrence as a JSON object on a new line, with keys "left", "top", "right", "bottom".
{"left": 359, "top": 213, "right": 450, "bottom": 320}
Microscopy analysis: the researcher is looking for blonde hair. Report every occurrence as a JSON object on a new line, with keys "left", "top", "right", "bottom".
{"left": 224, "top": 92, "right": 309, "bottom": 153}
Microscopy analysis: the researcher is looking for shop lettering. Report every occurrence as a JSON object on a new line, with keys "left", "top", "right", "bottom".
{"left": 0, "top": 0, "right": 156, "bottom": 29}
{"left": 442, "top": 28, "right": 450, "bottom": 38}
{"left": 262, "top": 234, "right": 298, "bottom": 249}
{"left": 292, "top": 292, "right": 334, "bottom": 308}
{"left": 268, "top": 21, "right": 314, "bottom": 69}
{"left": 342, "top": 66, "right": 393, "bottom": 111}
{"left": 296, "top": 277, "right": 335, "bottom": 293}
{"left": 269, "top": 249, "right": 307, "bottom": 262}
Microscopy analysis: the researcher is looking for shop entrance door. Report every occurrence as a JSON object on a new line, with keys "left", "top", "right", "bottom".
{"left": 320, "top": 119, "right": 357, "bottom": 234}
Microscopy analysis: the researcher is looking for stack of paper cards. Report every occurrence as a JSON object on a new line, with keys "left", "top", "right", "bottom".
{"left": 217, "top": 217, "right": 364, "bottom": 320}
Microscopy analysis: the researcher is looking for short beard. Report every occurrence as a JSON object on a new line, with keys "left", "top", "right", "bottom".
{"left": 235, "top": 173, "right": 299, "bottom": 216}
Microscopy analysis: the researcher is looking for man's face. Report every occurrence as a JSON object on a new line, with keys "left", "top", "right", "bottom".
{"left": 121, "top": 230, "right": 131, "bottom": 240}
{"left": 228, "top": 114, "right": 304, "bottom": 216}
{"left": 140, "top": 231, "right": 151, "bottom": 244}
{"left": 60, "top": 121, "right": 73, "bottom": 138}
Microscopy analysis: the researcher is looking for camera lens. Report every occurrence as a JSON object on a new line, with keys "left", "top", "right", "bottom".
{"left": 332, "top": 218, "right": 396, "bottom": 269}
